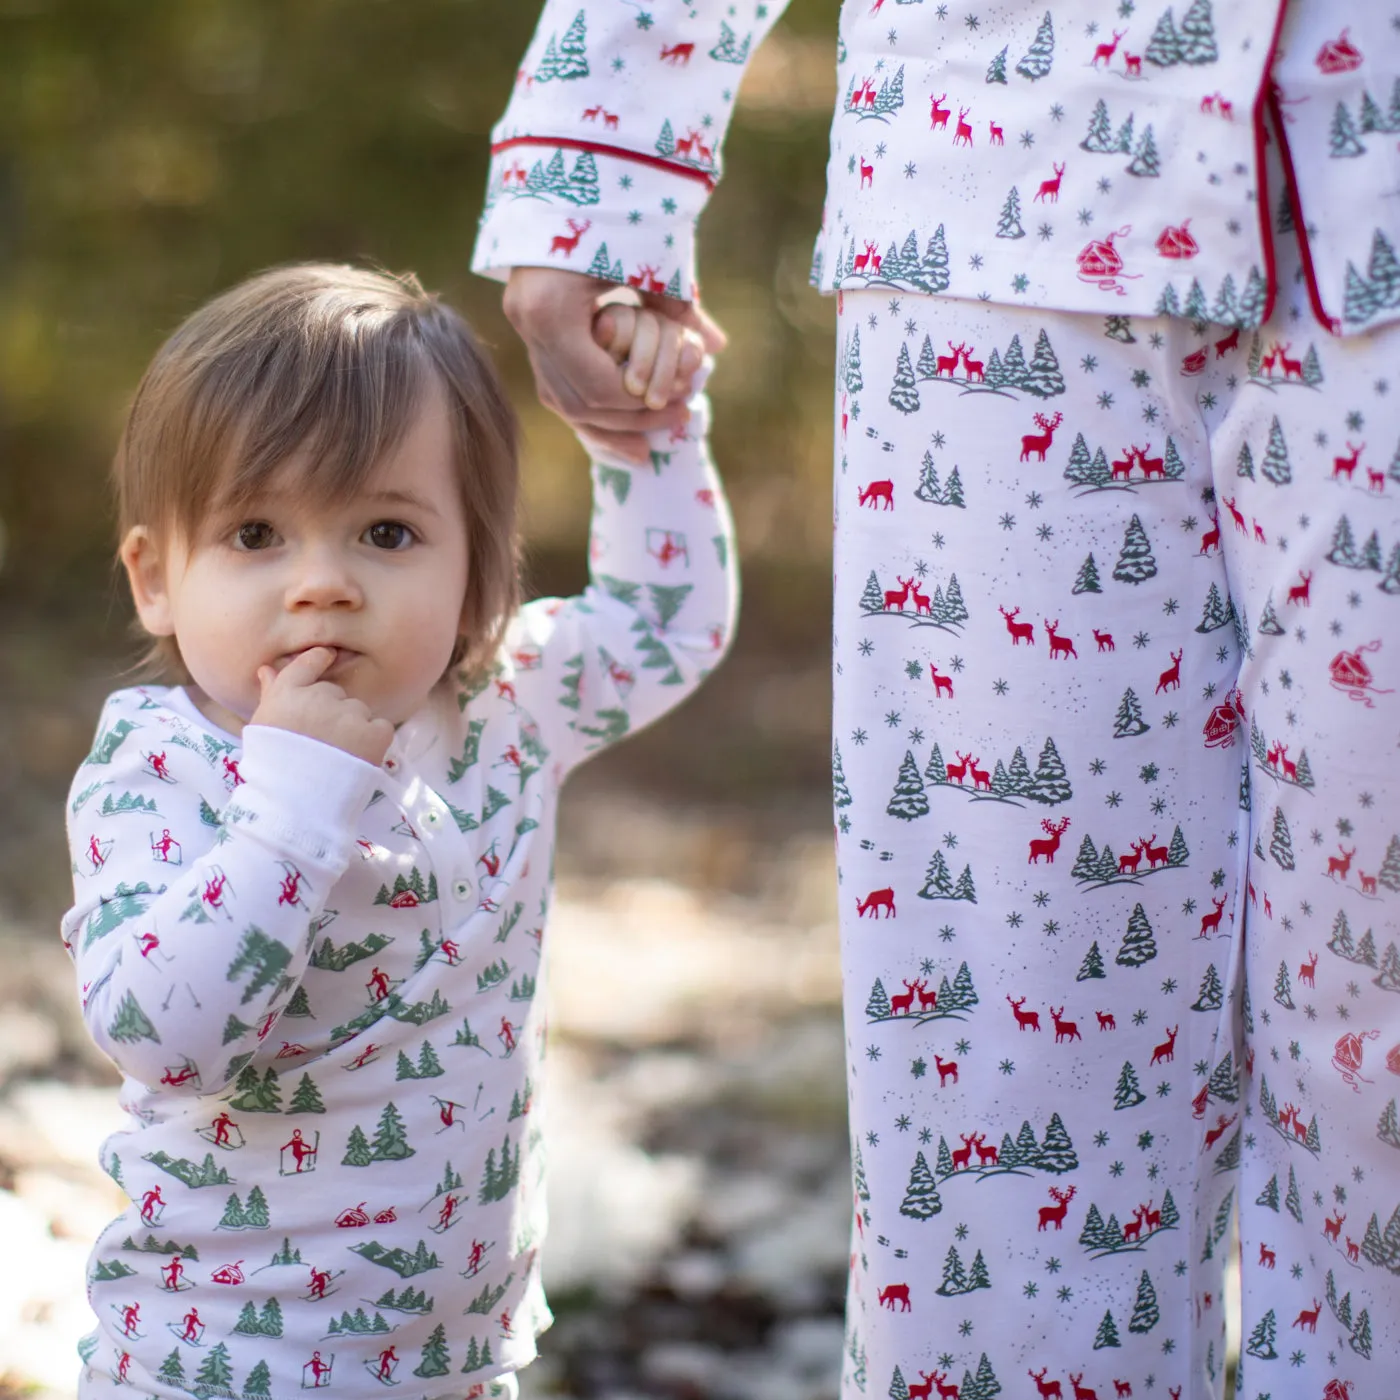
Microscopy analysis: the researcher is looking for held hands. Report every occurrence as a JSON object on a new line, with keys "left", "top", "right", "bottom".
{"left": 503, "top": 267, "right": 725, "bottom": 464}
{"left": 252, "top": 648, "right": 395, "bottom": 768}
{"left": 592, "top": 301, "right": 706, "bottom": 410}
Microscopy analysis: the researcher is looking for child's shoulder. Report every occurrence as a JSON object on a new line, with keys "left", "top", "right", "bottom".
{"left": 72, "top": 685, "right": 238, "bottom": 786}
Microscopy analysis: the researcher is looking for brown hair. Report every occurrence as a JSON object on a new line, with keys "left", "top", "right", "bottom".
{"left": 113, "top": 262, "right": 520, "bottom": 685}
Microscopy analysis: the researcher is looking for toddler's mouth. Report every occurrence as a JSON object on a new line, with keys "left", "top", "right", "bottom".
{"left": 275, "top": 645, "right": 358, "bottom": 671}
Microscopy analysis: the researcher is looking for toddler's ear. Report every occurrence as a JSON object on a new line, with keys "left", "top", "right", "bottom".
{"left": 120, "top": 526, "right": 177, "bottom": 638}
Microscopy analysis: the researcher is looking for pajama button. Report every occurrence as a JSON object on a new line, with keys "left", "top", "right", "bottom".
{"left": 384, "top": 756, "right": 399, "bottom": 773}
{"left": 424, "top": 811, "right": 441, "bottom": 828}
{"left": 452, "top": 879, "right": 472, "bottom": 901}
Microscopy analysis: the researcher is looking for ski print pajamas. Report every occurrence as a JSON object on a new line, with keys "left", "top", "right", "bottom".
{"left": 477, "top": 4, "right": 1400, "bottom": 1398}
{"left": 62, "top": 395, "right": 736, "bottom": 1397}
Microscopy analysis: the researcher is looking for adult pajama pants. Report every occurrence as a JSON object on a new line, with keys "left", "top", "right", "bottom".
{"left": 832, "top": 222, "right": 1400, "bottom": 1400}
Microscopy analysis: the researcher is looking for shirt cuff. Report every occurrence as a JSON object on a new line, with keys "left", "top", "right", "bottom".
{"left": 471, "top": 145, "right": 702, "bottom": 301}
{"left": 233, "top": 725, "right": 382, "bottom": 868}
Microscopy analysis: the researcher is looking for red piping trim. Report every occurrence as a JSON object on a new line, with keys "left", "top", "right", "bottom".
{"left": 491, "top": 135, "right": 717, "bottom": 192}
{"left": 1250, "top": 3, "right": 1291, "bottom": 329}
{"left": 1268, "top": 88, "right": 1344, "bottom": 335}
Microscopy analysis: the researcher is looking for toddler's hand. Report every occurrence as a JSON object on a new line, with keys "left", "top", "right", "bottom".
{"left": 251, "top": 648, "right": 395, "bottom": 768}
{"left": 594, "top": 303, "right": 705, "bottom": 411}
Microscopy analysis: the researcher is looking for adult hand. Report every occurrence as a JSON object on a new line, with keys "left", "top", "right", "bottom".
{"left": 251, "top": 648, "right": 395, "bottom": 768}
{"left": 503, "top": 266, "right": 727, "bottom": 463}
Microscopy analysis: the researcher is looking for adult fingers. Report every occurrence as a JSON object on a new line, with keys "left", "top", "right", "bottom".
{"left": 642, "top": 291, "right": 729, "bottom": 354}
{"left": 623, "top": 315, "right": 661, "bottom": 399}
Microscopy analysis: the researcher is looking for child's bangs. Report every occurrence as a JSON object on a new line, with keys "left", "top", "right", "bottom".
{"left": 190, "top": 314, "right": 436, "bottom": 528}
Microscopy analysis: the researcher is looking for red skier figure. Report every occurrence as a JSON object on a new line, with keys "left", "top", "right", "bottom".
{"left": 211, "top": 1111, "right": 236, "bottom": 1147}
{"left": 88, "top": 834, "right": 108, "bottom": 870}
{"left": 306, "top": 1350, "right": 332, "bottom": 1385}
{"left": 498, "top": 1017, "right": 517, "bottom": 1055}
{"left": 466, "top": 1238, "right": 487, "bottom": 1275}
{"left": 138, "top": 931, "right": 160, "bottom": 957}
{"left": 479, "top": 840, "right": 501, "bottom": 877}
{"left": 282, "top": 1128, "right": 316, "bottom": 1172}
{"left": 152, "top": 828, "right": 178, "bottom": 860}
{"left": 436, "top": 1194, "right": 459, "bottom": 1231}
{"left": 147, "top": 750, "right": 172, "bottom": 781}
{"left": 366, "top": 966, "right": 391, "bottom": 1001}
{"left": 278, "top": 864, "right": 305, "bottom": 906}
{"left": 499, "top": 1307, "right": 513, "bottom": 1337}
{"left": 308, "top": 1265, "right": 332, "bottom": 1300}
{"left": 430, "top": 1095, "right": 464, "bottom": 1131}
{"left": 116, "top": 1353, "right": 132, "bottom": 1382}
{"left": 120, "top": 1301, "right": 141, "bottom": 1336}
{"left": 161, "top": 1255, "right": 185, "bottom": 1290}
{"left": 181, "top": 1306, "right": 202, "bottom": 1341}
{"left": 439, "top": 936, "right": 461, "bottom": 966}
{"left": 139, "top": 1185, "right": 165, "bottom": 1225}
{"left": 347, "top": 1041, "right": 379, "bottom": 1069}
{"left": 376, "top": 1346, "right": 399, "bottom": 1381}
{"left": 223, "top": 754, "right": 244, "bottom": 787}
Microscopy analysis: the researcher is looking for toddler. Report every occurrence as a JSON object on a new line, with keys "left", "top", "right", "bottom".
{"left": 61, "top": 263, "right": 735, "bottom": 1397}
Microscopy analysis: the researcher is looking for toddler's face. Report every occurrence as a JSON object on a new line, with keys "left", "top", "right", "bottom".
{"left": 123, "top": 380, "right": 471, "bottom": 736}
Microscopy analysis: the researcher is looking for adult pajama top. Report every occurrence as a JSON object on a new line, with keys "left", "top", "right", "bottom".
{"left": 61, "top": 394, "right": 736, "bottom": 1398}
{"left": 471, "top": 1, "right": 1400, "bottom": 338}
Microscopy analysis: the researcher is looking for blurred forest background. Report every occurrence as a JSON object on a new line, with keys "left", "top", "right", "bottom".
{"left": 0, "top": 0, "right": 842, "bottom": 927}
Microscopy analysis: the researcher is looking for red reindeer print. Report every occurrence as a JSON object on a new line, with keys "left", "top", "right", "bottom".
{"left": 908, "top": 1375, "right": 936, "bottom": 1400}
{"left": 1298, "top": 950, "right": 1319, "bottom": 987}
{"left": 627, "top": 263, "right": 660, "bottom": 291}
{"left": 1214, "top": 325, "right": 1241, "bottom": 357}
{"left": 1368, "top": 466, "right": 1386, "bottom": 492}
{"left": 1286, "top": 570, "right": 1313, "bottom": 606}
{"left": 660, "top": 42, "right": 695, "bottom": 64}
{"left": 1259, "top": 1241, "right": 1276, "bottom": 1268}
{"left": 603, "top": 110, "right": 620, "bottom": 130}
{"left": 856, "top": 887, "right": 897, "bottom": 918}
{"left": 1142, "top": 1200, "right": 1162, "bottom": 1231}
{"left": 936, "top": 340, "right": 964, "bottom": 377}
{"left": 930, "top": 1373, "right": 960, "bottom": 1400}
{"left": 1029, "top": 1369, "right": 1063, "bottom": 1400}
{"left": 1150, "top": 1025, "right": 1179, "bottom": 1064}
{"left": 1221, "top": 494, "right": 1247, "bottom": 534}
{"left": 1259, "top": 343, "right": 1278, "bottom": 376}
{"left": 1093, "top": 627, "right": 1115, "bottom": 651}
{"left": 952, "top": 107, "right": 974, "bottom": 146}
{"left": 1327, "top": 845, "right": 1356, "bottom": 881}
{"left": 1292, "top": 1298, "right": 1322, "bottom": 1333}
{"left": 1008, "top": 995, "right": 1042, "bottom": 1031}
{"left": 1359, "top": 871, "right": 1378, "bottom": 895}
{"left": 929, "top": 92, "right": 951, "bottom": 131}
{"left": 974, "top": 1133, "right": 998, "bottom": 1165}
{"left": 877, "top": 1282, "right": 911, "bottom": 1311}
{"left": 1117, "top": 840, "right": 1146, "bottom": 875}
{"left": 1346, "top": 1235, "right": 1361, "bottom": 1262}
{"left": 1110, "top": 446, "right": 1136, "bottom": 481}
{"left": 1276, "top": 342, "right": 1304, "bottom": 379}
{"left": 1200, "top": 93, "right": 1216, "bottom": 113}
{"left": 549, "top": 218, "right": 592, "bottom": 257}
{"left": 934, "top": 1054, "right": 959, "bottom": 1086}
{"left": 1253, "top": 517, "right": 1267, "bottom": 544}
{"left": 889, "top": 978, "right": 923, "bottom": 1014}
{"left": 910, "top": 579, "right": 933, "bottom": 615}
{"left": 1113, "top": 1384, "right": 1133, "bottom": 1400}
{"left": 1199, "top": 512, "right": 1221, "bottom": 554}
{"left": 1140, "top": 832, "right": 1169, "bottom": 868}
{"left": 1050, "top": 1006, "right": 1081, "bottom": 1042}
{"left": 581, "top": 104, "right": 602, "bottom": 121}
{"left": 989, "top": 121, "right": 1005, "bottom": 145}
{"left": 1092, "top": 28, "right": 1126, "bottom": 67}
{"left": 1198, "top": 895, "right": 1228, "bottom": 937}
{"left": 1069, "top": 1375, "right": 1098, "bottom": 1400}
{"left": 1121, "top": 1205, "right": 1145, "bottom": 1243}
{"left": 946, "top": 750, "right": 972, "bottom": 784}
{"left": 959, "top": 344, "right": 984, "bottom": 382}
{"left": 1029, "top": 816, "right": 1071, "bottom": 864}
{"left": 1215, "top": 94, "right": 1233, "bottom": 119}
{"left": 1096, "top": 1009, "right": 1117, "bottom": 1031}
{"left": 1021, "top": 411, "right": 1063, "bottom": 461}
{"left": 1323, "top": 1210, "right": 1346, "bottom": 1243}
{"left": 1124, "top": 51, "right": 1142, "bottom": 76}
{"left": 1136, "top": 444, "right": 1165, "bottom": 478}
{"left": 859, "top": 479, "right": 895, "bottom": 509}
{"left": 1203, "top": 1113, "right": 1237, "bottom": 1149}
{"left": 1044, "top": 619, "right": 1078, "bottom": 659}
{"left": 885, "top": 575, "right": 914, "bottom": 610}
{"left": 918, "top": 982, "right": 939, "bottom": 1011}
{"left": 1000, "top": 605, "right": 1036, "bottom": 645}
{"left": 952, "top": 1132, "right": 978, "bottom": 1170}
{"left": 1333, "top": 441, "right": 1363, "bottom": 482}
{"left": 860, "top": 157, "right": 875, "bottom": 188}
{"left": 1038, "top": 1183, "right": 1077, "bottom": 1231}
{"left": 929, "top": 663, "right": 955, "bottom": 699}
{"left": 1034, "top": 161, "right": 1066, "bottom": 203}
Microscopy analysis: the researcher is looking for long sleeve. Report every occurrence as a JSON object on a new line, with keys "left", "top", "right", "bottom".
{"left": 504, "top": 373, "right": 738, "bottom": 776}
{"left": 471, "top": 1, "right": 792, "bottom": 298}
{"left": 62, "top": 705, "right": 381, "bottom": 1096}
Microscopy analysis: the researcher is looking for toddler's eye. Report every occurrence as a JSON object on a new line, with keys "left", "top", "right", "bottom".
{"left": 234, "top": 522, "right": 276, "bottom": 550}
{"left": 366, "top": 521, "right": 414, "bottom": 550}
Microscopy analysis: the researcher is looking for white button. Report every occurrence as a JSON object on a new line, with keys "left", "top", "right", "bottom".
{"left": 424, "top": 811, "right": 441, "bottom": 827}
{"left": 452, "top": 879, "right": 472, "bottom": 901}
